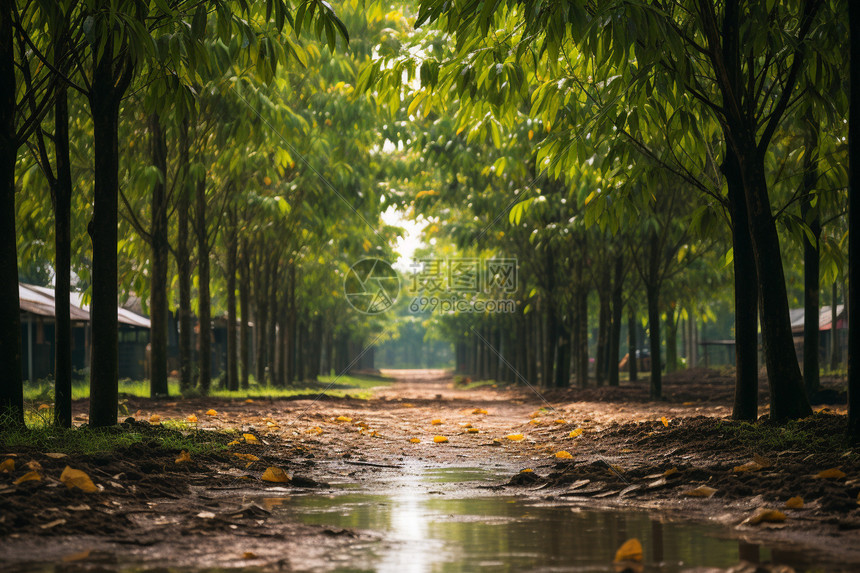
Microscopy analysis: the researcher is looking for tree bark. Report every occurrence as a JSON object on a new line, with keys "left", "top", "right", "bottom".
{"left": 239, "top": 239, "right": 251, "bottom": 389}
{"left": 801, "top": 114, "right": 821, "bottom": 397}
{"left": 665, "top": 303, "right": 678, "bottom": 374}
{"left": 52, "top": 67, "right": 73, "bottom": 426}
{"left": 177, "top": 119, "right": 193, "bottom": 393}
{"left": 226, "top": 208, "right": 239, "bottom": 391}
{"left": 88, "top": 37, "right": 132, "bottom": 427}
{"left": 596, "top": 266, "right": 610, "bottom": 386}
{"left": 148, "top": 112, "right": 169, "bottom": 398}
{"left": 848, "top": 0, "right": 860, "bottom": 439}
{"left": 0, "top": 2, "right": 23, "bottom": 428}
{"left": 195, "top": 162, "right": 211, "bottom": 393}
{"left": 647, "top": 232, "right": 661, "bottom": 400}
{"left": 628, "top": 305, "right": 638, "bottom": 382}
{"left": 608, "top": 255, "right": 624, "bottom": 386}
{"left": 724, "top": 146, "right": 759, "bottom": 420}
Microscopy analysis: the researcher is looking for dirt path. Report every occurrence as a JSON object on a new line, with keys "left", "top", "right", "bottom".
{"left": 2, "top": 369, "right": 860, "bottom": 570}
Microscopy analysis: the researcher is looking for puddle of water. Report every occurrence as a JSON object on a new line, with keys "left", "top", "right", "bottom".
{"left": 270, "top": 464, "right": 843, "bottom": 573}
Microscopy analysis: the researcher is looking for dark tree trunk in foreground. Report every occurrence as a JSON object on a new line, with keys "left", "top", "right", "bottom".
{"left": 0, "top": 2, "right": 23, "bottom": 428}
{"left": 239, "top": 239, "right": 250, "bottom": 389}
{"left": 52, "top": 74, "right": 73, "bottom": 426}
{"left": 177, "top": 119, "right": 193, "bottom": 393}
{"left": 149, "top": 112, "right": 169, "bottom": 398}
{"left": 88, "top": 37, "right": 133, "bottom": 427}
{"left": 628, "top": 305, "right": 638, "bottom": 382}
{"left": 608, "top": 255, "right": 623, "bottom": 386}
{"left": 801, "top": 115, "right": 821, "bottom": 398}
{"left": 226, "top": 208, "right": 239, "bottom": 391}
{"left": 646, "top": 232, "right": 662, "bottom": 400}
{"left": 195, "top": 167, "right": 211, "bottom": 393}
{"left": 724, "top": 147, "right": 759, "bottom": 421}
{"left": 596, "top": 266, "right": 610, "bottom": 386}
{"left": 848, "top": 0, "right": 860, "bottom": 440}
{"left": 665, "top": 304, "right": 678, "bottom": 374}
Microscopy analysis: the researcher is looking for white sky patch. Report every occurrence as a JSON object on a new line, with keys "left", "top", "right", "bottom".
{"left": 382, "top": 205, "right": 427, "bottom": 273}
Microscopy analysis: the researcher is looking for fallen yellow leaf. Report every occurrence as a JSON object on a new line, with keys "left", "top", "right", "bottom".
{"left": 431, "top": 419, "right": 443, "bottom": 425}
{"left": 243, "top": 434, "right": 260, "bottom": 444}
{"left": 460, "top": 422, "right": 473, "bottom": 428}
{"left": 403, "top": 403, "right": 415, "bottom": 408}
{"left": 62, "top": 550, "right": 92, "bottom": 562}
{"left": 244, "top": 399, "right": 254, "bottom": 403}
{"left": 569, "top": 428, "right": 583, "bottom": 438}
{"left": 520, "top": 468, "right": 534, "bottom": 473}
{"left": 44, "top": 453, "right": 68, "bottom": 459}
{"left": 553, "top": 419, "right": 567, "bottom": 425}
{"left": 660, "top": 416, "right": 669, "bottom": 427}
{"left": 13, "top": 470, "right": 41, "bottom": 485}
{"left": 335, "top": 415, "right": 352, "bottom": 422}
{"left": 305, "top": 426, "right": 324, "bottom": 435}
{"left": 205, "top": 409, "right": 218, "bottom": 416}
{"left": 227, "top": 440, "right": 241, "bottom": 446}
{"left": 785, "top": 496, "right": 804, "bottom": 509}
{"left": 187, "top": 414, "right": 198, "bottom": 423}
{"left": 149, "top": 414, "right": 162, "bottom": 423}
{"left": 815, "top": 468, "right": 846, "bottom": 479}
{"left": 261, "top": 467, "right": 290, "bottom": 483}
{"left": 38, "top": 403, "right": 51, "bottom": 410}
{"left": 242, "top": 551, "right": 257, "bottom": 559}
{"left": 409, "top": 438, "right": 420, "bottom": 443}
{"left": 663, "top": 467, "right": 679, "bottom": 477}
{"left": 233, "top": 453, "right": 260, "bottom": 462}
{"left": 682, "top": 485, "right": 717, "bottom": 498}
{"left": 433, "top": 435, "right": 448, "bottom": 443}
{"left": 0, "top": 458, "right": 14, "bottom": 472}
{"left": 733, "top": 460, "right": 764, "bottom": 473}
{"left": 528, "top": 419, "right": 541, "bottom": 425}
{"left": 60, "top": 466, "right": 97, "bottom": 492}
{"left": 746, "top": 508, "right": 787, "bottom": 525}
{"left": 266, "top": 421, "right": 280, "bottom": 428}
{"left": 472, "top": 408, "right": 488, "bottom": 415}
{"left": 614, "top": 538, "right": 643, "bottom": 563}
{"left": 467, "top": 428, "right": 479, "bottom": 433}
{"left": 175, "top": 450, "right": 191, "bottom": 463}
{"left": 555, "top": 451, "right": 573, "bottom": 459}
{"left": 506, "top": 434, "right": 525, "bottom": 441}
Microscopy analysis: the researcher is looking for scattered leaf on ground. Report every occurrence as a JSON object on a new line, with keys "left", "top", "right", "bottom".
{"left": 175, "top": 450, "right": 191, "bottom": 463}
{"left": 261, "top": 467, "right": 290, "bottom": 483}
{"left": 433, "top": 435, "right": 448, "bottom": 443}
{"left": 520, "top": 468, "right": 534, "bottom": 473}
{"left": 555, "top": 451, "right": 573, "bottom": 459}
{"left": 660, "top": 417, "right": 669, "bottom": 427}
{"left": 228, "top": 440, "right": 241, "bottom": 446}
{"left": 205, "top": 409, "right": 218, "bottom": 416}
{"left": 25, "top": 461, "right": 42, "bottom": 471}
{"left": 745, "top": 508, "right": 787, "bottom": 525}
{"left": 815, "top": 468, "right": 846, "bottom": 479}
{"left": 243, "top": 434, "right": 260, "bottom": 444}
{"left": 683, "top": 485, "right": 717, "bottom": 498}
{"left": 663, "top": 467, "right": 679, "bottom": 477}
{"left": 0, "top": 458, "right": 14, "bottom": 472}
{"left": 187, "top": 414, "right": 198, "bottom": 423}
{"left": 409, "top": 438, "right": 420, "bottom": 443}
{"left": 306, "top": 426, "right": 324, "bottom": 435}
{"left": 569, "top": 428, "right": 583, "bottom": 438}
{"left": 149, "top": 414, "right": 162, "bottom": 423}
{"left": 233, "top": 453, "right": 260, "bottom": 462}
{"left": 506, "top": 434, "right": 524, "bottom": 441}
{"left": 733, "top": 460, "right": 764, "bottom": 473}
{"left": 472, "top": 408, "right": 488, "bottom": 415}
{"left": 431, "top": 419, "right": 443, "bottom": 425}
{"left": 44, "top": 453, "right": 67, "bottom": 459}
{"left": 785, "top": 496, "right": 804, "bottom": 509}
{"left": 60, "top": 467, "right": 97, "bottom": 492}
{"left": 467, "top": 428, "right": 479, "bottom": 433}
{"left": 62, "top": 550, "right": 91, "bottom": 562}
{"left": 335, "top": 416, "right": 352, "bottom": 422}
{"left": 614, "top": 538, "right": 643, "bottom": 562}
{"left": 529, "top": 419, "right": 541, "bottom": 425}
{"left": 13, "top": 470, "right": 41, "bottom": 485}
{"left": 554, "top": 419, "right": 567, "bottom": 425}
{"left": 244, "top": 399, "right": 254, "bottom": 403}
{"left": 243, "top": 552, "right": 257, "bottom": 559}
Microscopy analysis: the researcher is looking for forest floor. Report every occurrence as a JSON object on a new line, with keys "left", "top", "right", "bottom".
{"left": 2, "top": 368, "right": 860, "bottom": 571}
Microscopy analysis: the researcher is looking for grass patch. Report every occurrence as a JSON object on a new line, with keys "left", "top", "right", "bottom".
{"left": 453, "top": 376, "right": 507, "bottom": 391}
{"left": 23, "top": 374, "right": 391, "bottom": 403}
{"left": 717, "top": 413, "right": 854, "bottom": 457}
{"left": 0, "top": 422, "right": 228, "bottom": 456}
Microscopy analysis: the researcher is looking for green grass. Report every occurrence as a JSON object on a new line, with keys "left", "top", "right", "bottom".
{"left": 23, "top": 374, "right": 391, "bottom": 403}
{"left": 717, "top": 413, "right": 855, "bottom": 458}
{"left": 0, "top": 420, "right": 229, "bottom": 456}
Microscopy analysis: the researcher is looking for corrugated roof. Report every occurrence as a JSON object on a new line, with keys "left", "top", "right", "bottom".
{"left": 790, "top": 305, "right": 845, "bottom": 332}
{"left": 19, "top": 284, "right": 90, "bottom": 321}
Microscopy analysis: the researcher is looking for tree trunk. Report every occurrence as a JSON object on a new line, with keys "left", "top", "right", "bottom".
{"left": 628, "top": 305, "right": 638, "bottom": 382}
{"left": 177, "top": 119, "right": 193, "bottom": 393}
{"left": 848, "top": 0, "right": 860, "bottom": 439}
{"left": 149, "top": 113, "right": 169, "bottom": 398}
{"left": 0, "top": 2, "right": 23, "bottom": 428}
{"left": 266, "top": 261, "right": 280, "bottom": 385}
{"left": 577, "top": 279, "right": 589, "bottom": 387}
{"left": 239, "top": 239, "right": 251, "bottom": 389}
{"left": 52, "top": 74, "right": 73, "bottom": 426}
{"left": 226, "top": 208, "right": 239, "bottom": 391}
{"left": 88, "top": 42, "right": 130, "bottom": 427}
{"left": 195, "top": 164, "right": 211, "bottom": 394}
{"left": 665, "top": 303, "right": 678, "bottom": 374}
{"left": 724, "top": 146, "right": 759, "bottom": 420}
{"left": 738, "top": 145, "right": 811, "bottom": 420}
{"left": 596, "top": 267, "right": 610, "bottom": 386}
{"left": 831, "top": 282, "right": 841, "bottom": 371}
{"left": 801, "top": 114, "right": 821, "bottom": 397}
{"left": 647, "top": 281, "right": 661, "bottom": 400}
{"left": 608, "top": 255, "right": 624, "bottom": 386}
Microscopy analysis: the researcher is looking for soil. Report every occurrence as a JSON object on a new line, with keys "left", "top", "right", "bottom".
{"left": 2, "top": 368, "right": 860, "bottom": 570}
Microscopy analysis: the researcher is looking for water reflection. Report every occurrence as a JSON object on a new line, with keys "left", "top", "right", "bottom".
{"left": 274, "top": 465, "right": 832, "bottom": 572}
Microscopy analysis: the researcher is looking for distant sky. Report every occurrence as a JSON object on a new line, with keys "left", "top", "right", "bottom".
{"left": 381, "top": 206, "right": 426, "bottom": 273}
